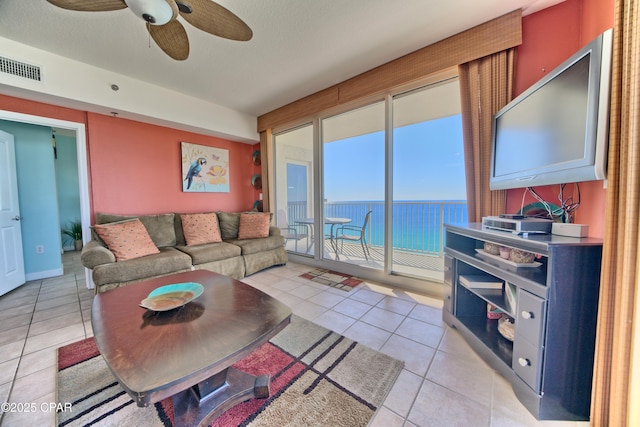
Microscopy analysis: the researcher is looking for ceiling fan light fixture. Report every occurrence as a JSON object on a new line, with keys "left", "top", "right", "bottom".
{"left": 124, "top": 0, "right": 175, "bottom": 25}
{"left": 47, "top": 0, "right": 252, "bottom": 60}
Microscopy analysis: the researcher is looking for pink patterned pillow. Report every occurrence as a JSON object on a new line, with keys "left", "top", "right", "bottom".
{"left": 237, "top": 212, "right": 271, "bottom": 239}
{"left": 93, "top": 219, "right": 160, "bottom": 261}
{"left": 181, "top": 213, "right": 222, "bottom": 245}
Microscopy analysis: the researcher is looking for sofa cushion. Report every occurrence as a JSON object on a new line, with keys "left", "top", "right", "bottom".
{"left": 217, "top": 211, "right": 273, "bottom": 240}
{"left": 92, "top": 219, "right": 160, "bottom": 262}
{"left": 268, "top": 226, "right": 282, "bottom": 237}
{"left": 216, "top": 211, "right": 241, "bottom": 240}
{"left": 175, "top": 241, "right": 242, "bottom": 265}
{"left": 92, "top": 247, "right": 192, "bottom": 287}
{"left": 181, "top": 213, "right": 222, "bottom": 245}
{"left": 238, "top": 212, "right": 270, "bottom": 239}
{"left": 173, "top": 213, "right": 187, "bottom": 246}
{"left": 227, "top": 235, "right": 285, "bottom": 255}
{"left": 95, "top": 212, "right": 176, "bottom": 247}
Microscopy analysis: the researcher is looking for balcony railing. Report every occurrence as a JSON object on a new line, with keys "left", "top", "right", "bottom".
{"left": 286, "top": 200, "right": 468, "bottom": 256}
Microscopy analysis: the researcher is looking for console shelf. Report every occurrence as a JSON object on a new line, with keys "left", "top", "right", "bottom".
{"left": 457, "top": 315, "right": 513, "bottom": 367}
{"left": 461, "top": 287, "right": 507, "bottom": 312}
{"left": 443, "top": 223, "right": 602, "bottom": 421}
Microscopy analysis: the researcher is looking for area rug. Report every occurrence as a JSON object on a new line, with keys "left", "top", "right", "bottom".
{"left": 56, "top": 316, "right": 403, "bottom": 427}
{"left": 299, "top": 268, "right": 362, "bottom": 291}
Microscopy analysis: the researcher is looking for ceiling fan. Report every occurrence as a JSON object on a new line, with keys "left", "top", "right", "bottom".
{"left": 46, "top": 0, "right": 252, "bottom": 61}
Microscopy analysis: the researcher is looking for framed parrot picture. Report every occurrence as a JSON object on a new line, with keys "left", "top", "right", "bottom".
{"left": 181, "top": 142, "right": 230, "bottom": 192}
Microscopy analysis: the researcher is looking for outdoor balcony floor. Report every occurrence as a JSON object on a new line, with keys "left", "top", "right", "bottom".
{"left": 285, "top": 239, "right": 445, "bottom": 281}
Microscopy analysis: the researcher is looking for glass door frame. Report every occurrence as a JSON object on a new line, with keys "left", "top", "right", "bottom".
{"left": 270, "top": 73, "right": 459, "bottom": 295}
{"left": 320, "top": 99, "right": 386, "bottom": 267}
{"left": 272, "top": 123, "right": 315, "bottom": 257}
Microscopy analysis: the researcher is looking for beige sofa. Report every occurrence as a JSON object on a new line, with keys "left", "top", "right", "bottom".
{"left": 81, "top": 211, "right": 287, "bottom": 293}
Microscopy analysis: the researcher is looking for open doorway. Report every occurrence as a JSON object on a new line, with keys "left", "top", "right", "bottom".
{"left": 0, "top": 110, "right": 91, "bottom": 289}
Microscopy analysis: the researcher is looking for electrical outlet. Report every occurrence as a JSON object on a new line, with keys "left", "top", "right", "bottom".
{"left": 35, "top": 245, "right": 44, "bottom": 254}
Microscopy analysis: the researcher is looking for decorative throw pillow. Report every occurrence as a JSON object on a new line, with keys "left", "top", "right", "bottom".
{"left": 92, "top": 219, "right": 160, "bottom": 261}
{"left": 181, "top": 213, "right": 222, "bottom": 245}
{"left": 237, "top": 212, "right": 271, "bottom": 240}
{"left": 95, "top": 212, "right": 176, "bottom": 247}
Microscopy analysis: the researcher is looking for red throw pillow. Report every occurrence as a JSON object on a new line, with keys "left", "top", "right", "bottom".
{"left": 92, "top": 219, "right": 160, "bottom": 261}
{"left": 181, "top": 213, "right": 222, "bottom": 245}
{"left": 237, "top": 212, "right": 271, "bottom": 239}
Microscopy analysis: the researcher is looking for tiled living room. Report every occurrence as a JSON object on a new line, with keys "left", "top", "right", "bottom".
{"left": 0, "top": 253, "right": 585, "bottom": 427}
{"left": 0, "top": 0, "right": 637, "bottom": 425}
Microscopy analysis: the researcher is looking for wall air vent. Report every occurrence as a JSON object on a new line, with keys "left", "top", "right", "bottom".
{"left": 0, "top": 57, "right": 41, "bottom": 81}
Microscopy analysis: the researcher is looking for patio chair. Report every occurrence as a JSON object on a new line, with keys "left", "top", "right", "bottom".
{"left": 334, "top": 210, "right": 372, "bottom": 261}
{"left": 276, "top": 209, "right": 305, "bottom": 251}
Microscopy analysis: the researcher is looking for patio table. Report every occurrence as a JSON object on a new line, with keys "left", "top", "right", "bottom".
{"left": 295, "top": 217, "right": 351, "bottom": 254}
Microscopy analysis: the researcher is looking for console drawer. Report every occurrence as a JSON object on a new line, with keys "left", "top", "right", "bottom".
{"left": 516, "top": 290, "right": 546, "bottom": 346}
{"left": 443, "top": 255, "right": 454, "bottom": 313}
{"left": 513, "top": 338, "right": 543, "bottom": 392}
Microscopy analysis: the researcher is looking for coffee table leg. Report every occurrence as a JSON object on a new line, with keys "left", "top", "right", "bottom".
{"left": 173, "top": 367, "right": 270, "bottom": 427}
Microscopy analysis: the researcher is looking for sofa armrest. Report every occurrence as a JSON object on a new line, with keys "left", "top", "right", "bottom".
{"left": 81, "top": 239, "right": 116, "bottom": 268}
{"left": 269, "top": 226, "right": 282, "bottom": 237}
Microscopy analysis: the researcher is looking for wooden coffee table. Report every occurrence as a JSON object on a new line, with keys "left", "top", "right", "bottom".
{"left": 91, "top": 270, "right": 291, "bottom": 427}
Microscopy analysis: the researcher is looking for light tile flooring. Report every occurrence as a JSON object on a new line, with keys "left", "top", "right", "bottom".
{"left": 0, "top": 253, "right": 588, "bottom": 427}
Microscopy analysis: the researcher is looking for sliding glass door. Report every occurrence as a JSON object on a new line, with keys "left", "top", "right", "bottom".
{"left": 272, "top": 77, "right": 467, "bottom": 285}
{"left": 273, "top": 124, "right": 314, "bottom": 255}
{"left": 321, "top": 101, "right": 385, "bottom": 267}
{"left": 391, "top": 80, "right": 467, "bottom": 281}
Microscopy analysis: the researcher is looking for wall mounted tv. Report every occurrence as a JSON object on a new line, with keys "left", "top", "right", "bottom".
{"left": 490, "top": 29, "right": 613, "bottom": 190}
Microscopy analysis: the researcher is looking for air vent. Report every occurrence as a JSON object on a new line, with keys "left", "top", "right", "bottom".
{"left": 0, "top": 57, "right": 41, "bottom": 81}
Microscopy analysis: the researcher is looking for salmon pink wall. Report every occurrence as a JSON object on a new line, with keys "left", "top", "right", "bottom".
{"left": 0, "top": 94, "right": 87, "bottom": 124}
{"left": 506, "top": 0, "right": 614, "bottom": 237}
{"left": 581, "top": 0, "right": 615, "bottom": 41}
{"left": 0, "top": 95, "right": 258, "bottom": 219}
{"left": 86, "top": 112, "right": 256, "bottom": 216}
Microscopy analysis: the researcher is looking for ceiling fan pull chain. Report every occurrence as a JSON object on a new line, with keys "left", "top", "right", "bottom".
{"left": 147, "top": 22, "right": 151, "bottom": 48}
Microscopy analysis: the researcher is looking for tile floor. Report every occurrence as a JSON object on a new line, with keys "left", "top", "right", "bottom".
{"left": 0, "top": 253, "right": 588, "bottom": 427}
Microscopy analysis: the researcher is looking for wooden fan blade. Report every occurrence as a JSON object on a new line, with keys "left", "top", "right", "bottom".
{"left": 148, "top": 20, "right": 190, "bottom": 60}
{"left": 46, "top": 0, "right": 127, "bottom": 12}
{"left": 176, "top": 0, "right": 252, "bottom": 41}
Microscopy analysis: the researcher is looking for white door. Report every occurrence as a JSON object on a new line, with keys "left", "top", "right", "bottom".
{"left": 0, "top": 130, "right": 25, "bottom": 295}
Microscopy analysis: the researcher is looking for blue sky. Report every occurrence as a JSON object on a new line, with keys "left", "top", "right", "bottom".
{"left": 323, "top": 115, "right": 467, "bottom": 202}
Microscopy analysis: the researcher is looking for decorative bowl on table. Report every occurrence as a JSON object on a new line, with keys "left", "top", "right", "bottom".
{"left": 139, "top": 282, "right": 204, "bottom": 311}
{"left": 499, "top": 246, "right": 512, "bottom": 259}
{"left": 498, "top": 316, "right": 515, "bottom": 341}
{"left": 510, "top": 248, "right": 536, "bottom": 264}
{"left": 483, "top": 242, "right": 500, "bottom": 255}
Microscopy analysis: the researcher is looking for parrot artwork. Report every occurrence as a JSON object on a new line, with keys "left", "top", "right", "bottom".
{"left": 184, "top": 157, "right": 207, "bottom": 189}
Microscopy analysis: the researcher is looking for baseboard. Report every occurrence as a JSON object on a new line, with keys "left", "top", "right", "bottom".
{"left": 25, "top": 267, "right": 64, "bottom": 282}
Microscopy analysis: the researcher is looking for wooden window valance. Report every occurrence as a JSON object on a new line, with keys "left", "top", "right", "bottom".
{"left": 257, "top": 9, "right": 522, "bottom": 132}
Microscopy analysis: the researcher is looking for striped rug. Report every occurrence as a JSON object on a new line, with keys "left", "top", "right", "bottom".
{"left": 299, "top": 268, "right": 362, "bottom": 291}
{"left": 56, "top": 316, "right": 403, "bottom": 426}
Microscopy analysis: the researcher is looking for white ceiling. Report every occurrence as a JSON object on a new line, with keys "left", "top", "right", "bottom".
{"left": 0, "top": 0, "right": 563, "bottom": 119}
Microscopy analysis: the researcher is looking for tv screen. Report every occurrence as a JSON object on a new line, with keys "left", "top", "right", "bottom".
{"left": 490, "top": 29, "right": 612, "bottom": 190}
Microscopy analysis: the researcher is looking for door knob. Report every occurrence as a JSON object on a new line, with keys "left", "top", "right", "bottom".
{"left": 12, "top": 215, "right": 22, "bottom": 221}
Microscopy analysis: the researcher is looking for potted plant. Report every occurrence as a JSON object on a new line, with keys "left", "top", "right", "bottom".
{"left": 62, "top": 220, "right": 83, "bottom": 251}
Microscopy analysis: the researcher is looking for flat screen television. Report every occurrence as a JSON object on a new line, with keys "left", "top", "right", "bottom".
{"left": 489, "top": 29, "right": 613, "bottom": 190}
